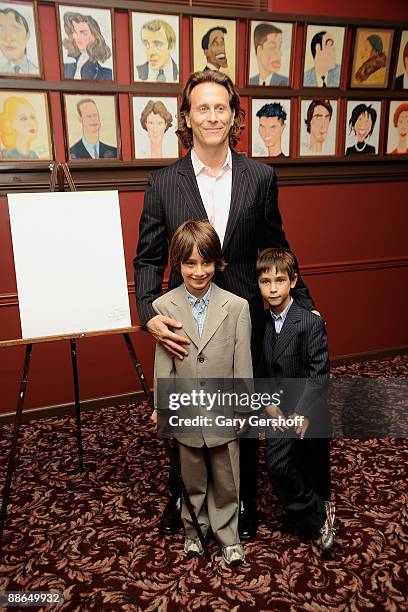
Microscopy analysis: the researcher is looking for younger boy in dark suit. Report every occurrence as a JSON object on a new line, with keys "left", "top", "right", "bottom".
{"left": 257, "top": 248, "right": 336, "bottom": 551}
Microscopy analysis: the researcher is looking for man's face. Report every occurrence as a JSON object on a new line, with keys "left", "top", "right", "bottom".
{"left": 79, "top": 102, "right": 100, "bottom": 137}
{"left": 141, "top": 27, "right": 170, "bottom": 70}
{"left": 204, "top": 29, "right": 227, "bottom": 68}
{"left": 0, "top": 12, "right": 29, "bottom": 63}
{"left": 397, "top": 111, "right": 408, "bottom": 137}
{"left": 258, "top": 116, "right": 285, "bottom": 149}
{"left": 310, "top": 105, "right": 331, "bottom": 144}
{"left": 72, "top": 21, "right": 95, "bottom": 52}
{"left": 185, "top": 82, "right": 233, "bottom": 151}
{"left": 256, "top": 33, "right": 282, "bottom": 75}
{"left": 317, "top": 32, "right": 336, "bottom": 71}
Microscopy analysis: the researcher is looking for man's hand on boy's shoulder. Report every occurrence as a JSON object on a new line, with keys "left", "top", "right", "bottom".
{"left": 311, "top": 309, "right": 321, "bottom": 317}
{"left": 147, "top": 314, "right": 191, "bottom": 359}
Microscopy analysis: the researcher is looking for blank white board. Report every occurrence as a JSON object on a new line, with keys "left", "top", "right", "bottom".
{"left": 8, "top": 190, "right": 131, "bottom": 338}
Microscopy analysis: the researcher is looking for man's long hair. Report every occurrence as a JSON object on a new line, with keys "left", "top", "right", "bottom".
{"left": 176, "top": 70, "right": 245, "bottom": 149}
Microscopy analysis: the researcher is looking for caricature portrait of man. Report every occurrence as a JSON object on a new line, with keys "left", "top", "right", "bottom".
{"left": 136, "top": 18, "right": 178, "bottom": 82}
{"left": 255, "top": 102, "right": 287, "bottom": 157}
{"left": 395, "top": 40, "right": 408, "bottom": 90}
{"left": 303, "top": 30, "right": 341, "bottom": 87}
{"left": 249, "top": 23, "right": 288, "bottom": 86}
{"left": 69, "top": 98, "right": 117, "bottom": 159}
{"left": 303, "top": 99, "right": 333, "bottom": 155}
{"left": 201, "top": 26, "right": 228, "bottom": 71}
{"left": 0, "top": 6, "right": 38, "bottom": 75}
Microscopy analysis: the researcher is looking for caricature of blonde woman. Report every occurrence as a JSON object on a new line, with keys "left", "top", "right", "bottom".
{"left": 0, "top": 96, "right": 39, "bottom": 159}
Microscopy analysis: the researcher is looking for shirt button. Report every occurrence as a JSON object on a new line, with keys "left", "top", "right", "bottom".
{"left": 198, "top": 356, "right": 205, "bottom": 363}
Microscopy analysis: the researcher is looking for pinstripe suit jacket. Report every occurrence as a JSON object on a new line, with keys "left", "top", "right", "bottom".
{"left": 261, "top": 301, "right": 330, "bottom": 434}
{"left": 134, "top": 150, "right": 314, "bottom": 330}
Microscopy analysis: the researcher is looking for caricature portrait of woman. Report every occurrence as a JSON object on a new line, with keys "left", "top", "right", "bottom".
{"left": 62, "top": 11, "right": 112, "bottom": 80}
{"left": 354, "top": 34, "right": 386, "bottom": 86}
{"left": 388, "top": 103, "right": 408, "bottom": 154}
{"left": 346, "top": 103, "right": 377, "bottom": 155}
{"left": 0, "top": 95, "right": 39, "bottom": 159}
{"left": 139, "top": 99, "right": 173, "bottom": 158}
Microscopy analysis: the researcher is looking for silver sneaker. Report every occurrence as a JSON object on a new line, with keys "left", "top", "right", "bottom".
{"left": 314, "top": 501, "right": 336, "bottom": 551}
{"left": 222, "top": 543, "right": 245, "bottom": 565}
{"left": 184, "top": 537, "right": 204, "bottom": 558}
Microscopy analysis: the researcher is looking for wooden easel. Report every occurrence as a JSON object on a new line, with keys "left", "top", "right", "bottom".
{"left": 0, "top": 164, "right": 210, "bottom": 559}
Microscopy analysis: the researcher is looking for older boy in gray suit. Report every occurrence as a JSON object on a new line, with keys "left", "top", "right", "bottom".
{"left": 153, "top": 221, "right": 252, "bottom": 565}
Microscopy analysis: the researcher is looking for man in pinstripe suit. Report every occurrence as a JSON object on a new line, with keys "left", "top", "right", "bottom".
{"left": 134, "top": 70, "right": 318, "bottom": 540}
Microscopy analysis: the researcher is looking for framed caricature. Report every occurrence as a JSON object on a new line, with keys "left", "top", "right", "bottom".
{"left": 192, "top": 17, "right": 236, "bottom": 82}
{"left": 344, "top": 100, "right": 381, "bottom": 155}
{"left": 57, "top": 4, "right": 114, "bottom": 81}
{"left": 131, "top": 95, "right": 178, "bottom": 160}
{"left": 299, "top": 98, "right": 338, "bottom": 157}
{"left": 0, "top": 90, "right": 52, "bottom": 160}
{"left": 251, "top": 98, "right": 291, "bottom": 158}
{"left": 394, "top": 30, "right": 408, "bottom": 91}
{"left": 63, "top": 94, "right": 120, "bottom": 161}
{"left": 248, "top": 21, "right": 293, "bottom": 87}
{"left": 350, "top": 28, "right": 394, "bottom": 88}
{"left": 303, "top": 25, "right": 345, "bottom": 88}
{"left": 131, "top": 11, "right": 179, "bottom": 83}
{"left": 386, "top": 101, "right": 408, "bottom": 155}
{"left": 0, "top": 0, "right": 41, "bottom": 78}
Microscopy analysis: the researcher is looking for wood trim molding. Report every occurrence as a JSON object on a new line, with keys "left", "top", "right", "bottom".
{"left": 1, "top": 256, "right": 407, "bottom": 308}
{"left": 1, "top": 159, "right": 407, "bottom": 195}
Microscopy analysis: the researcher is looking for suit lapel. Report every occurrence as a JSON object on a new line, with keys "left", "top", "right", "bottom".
{"left": 177, "top": 152, "right": 208, "bottom": 220}
{"left": 198, "top": 284, "right": 228, "bottom": 353}
{"left": 169, "top": 285, "right": 200, "bottom": 348}
{"left": 222, "top": 151, "right": 248, "bottom": 252}
{"left": 272, "top": 302, "right": 302, "bottom": 362}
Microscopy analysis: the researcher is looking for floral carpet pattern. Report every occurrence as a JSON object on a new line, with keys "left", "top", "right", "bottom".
{"left": 0, "top": 356, "right": 407, "bottom": 611}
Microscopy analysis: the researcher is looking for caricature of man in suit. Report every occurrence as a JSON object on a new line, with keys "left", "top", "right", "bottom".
{"left": 303, "top": 30, "right": 341, "bottom": 87}
{"left": 249, "top": 23, "right": 288, "bottom": 86}
{"left": 134, "top": 70, "right": 318, "bottom": 541}
{"left": 395, "top": 40, "right": 408, "bottom": 90}
{"left": 136, "top": 19, "right": 178, "bottom": 82}
{"left": 0, "top": 7, "right": 38, "bottom": 75}
{"left": 201, "top": 26, "right": 228, "bottom": 72}
{"left": 69, "top": 98, "right": 117, "bottom": 159}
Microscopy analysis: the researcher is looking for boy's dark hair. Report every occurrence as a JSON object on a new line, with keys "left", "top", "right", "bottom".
{"left": 256, "top": 248, "right": 297, "bottom": 281}
{"left": 169, "top": 220, "right": 226, "bottom": 273}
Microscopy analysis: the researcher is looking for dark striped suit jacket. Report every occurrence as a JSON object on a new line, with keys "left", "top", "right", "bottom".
{"left": 134, "top": 150, "right": 315, "bottom": 339}
{"left": 261, "top": 301, "right": 330, "bottom": 435}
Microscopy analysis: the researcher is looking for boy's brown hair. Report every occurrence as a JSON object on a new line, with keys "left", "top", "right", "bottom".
{"left": 169, "top": 220, "right": 226, "bottom": 273}
{"left": 256, "top": 248, "right": 297, "bottom": 281}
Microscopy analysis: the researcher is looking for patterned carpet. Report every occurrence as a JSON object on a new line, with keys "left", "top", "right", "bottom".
{"left": 0, "top": 356, "right": 407, "bottom": 611}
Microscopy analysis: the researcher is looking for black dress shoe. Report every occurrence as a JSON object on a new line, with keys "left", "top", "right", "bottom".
{"left": 159, "top": 498, "right": 183, "bottom": 535}
{"left": 238, "top": 500, "right": 258, "bottom": 540}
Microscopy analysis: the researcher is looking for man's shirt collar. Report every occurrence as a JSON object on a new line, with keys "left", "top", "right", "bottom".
{"left": 191, "top": 147, "right": 232, "bottom": 177}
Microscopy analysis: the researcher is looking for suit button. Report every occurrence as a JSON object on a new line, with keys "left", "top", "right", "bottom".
{"left": 200, "top": 380, "right": 206, "bottom": 387}
{"left": 198, "top": 357, "right": 205, "bottom": 363}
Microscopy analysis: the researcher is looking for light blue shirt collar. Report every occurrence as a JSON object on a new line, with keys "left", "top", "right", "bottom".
{"left": 185, "top": 284, "right": 211, "bottom": 307}
{"left": 81, "top": 136, "right": 99, "bottom": 159}
{"left": 270, "top": 297, "right": 293, "bottom": 333}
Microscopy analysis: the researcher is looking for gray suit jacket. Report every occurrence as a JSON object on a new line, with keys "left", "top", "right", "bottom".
{"left": 136, "top": 58, "right": 178, "bottom": 81}
{"left": 249, "top": 72, "right": 288, "bottom": 86}
{"left": 153, "top": 282, "right": 253, "bottom": 447}
{"left": 303, "top": 64, "right": 341, "bottom": 87}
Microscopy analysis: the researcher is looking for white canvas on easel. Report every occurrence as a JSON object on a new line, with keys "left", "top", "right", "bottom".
{"left": 8, "top": 190, "right": 131, "bottom": 338}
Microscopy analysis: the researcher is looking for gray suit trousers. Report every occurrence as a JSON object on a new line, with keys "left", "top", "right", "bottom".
{"left": 178, "top": 440, "right": 240, "bottom": 547}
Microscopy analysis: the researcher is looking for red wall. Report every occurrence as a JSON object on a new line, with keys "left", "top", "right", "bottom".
{"left": 0, "top": 1, "right": 407, "bottom": 414}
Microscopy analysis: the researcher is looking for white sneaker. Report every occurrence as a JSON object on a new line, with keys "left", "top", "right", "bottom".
{"left": 314, "top": 501, "right": 336, "bottom": 551}
{"left": 184, "top": 537, "right": 204, "bottom": 558}
{"left": 222, "top": 543, "right": 245, "bottom": 565}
